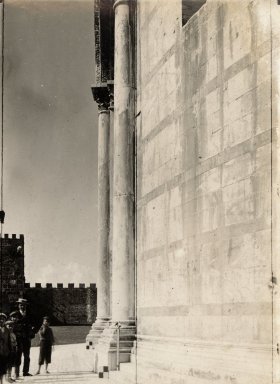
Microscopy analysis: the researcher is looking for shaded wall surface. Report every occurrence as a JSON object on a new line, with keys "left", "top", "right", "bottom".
{"left": 135, "top": 0, "right": 280, "bottom": 383}
{"left": 24, "top": 284, "right": 97, "bottom": 327}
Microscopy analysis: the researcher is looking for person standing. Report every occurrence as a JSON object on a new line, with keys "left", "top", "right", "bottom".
{"left": 35, "top": 317, "right": 54, "bottom": 375}
{"left": 5, "top": 319, "right": 17, "bottom": 383}
{"left": 0, "top": 313, "right": 11, "bottom": 384}
{"left": 13, "top": 298, "right": 35, "bottom": 377}
{"left": 8, "top": 311, "right": 21, "bottom": 379}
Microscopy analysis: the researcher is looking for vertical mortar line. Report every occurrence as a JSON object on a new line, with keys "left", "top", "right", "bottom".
{"left": 270, "top": 0, "right": 274, "bottom": 382}
{"left": 134, "top": 0, "right": 138, "bottom": 382}
{"left": 216, "top": 4, "right": 225, "bottom": 316}
{"left": 0, "top": 225, "right": 2, "bottom": 312}
{"left": 133, "top": 1, "right": 140, "bottom": 381}
{"left": 133, "top": 0, "right": 137, "bottom": 380}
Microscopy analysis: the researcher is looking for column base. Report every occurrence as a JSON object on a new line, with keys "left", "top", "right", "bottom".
{"left": 93, "top": 320, "right": 136, "bottom": 371}
{"left": 86, "top": 317, "right": 111, "bottom": 349}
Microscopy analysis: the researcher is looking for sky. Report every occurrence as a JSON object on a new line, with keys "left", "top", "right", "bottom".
{"left": 3, "top": 0, "right": 98, "bottom": 285}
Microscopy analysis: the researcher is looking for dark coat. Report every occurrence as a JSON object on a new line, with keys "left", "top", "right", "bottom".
{"left": 13, "top": 311, "right": 35, "bottom": 341}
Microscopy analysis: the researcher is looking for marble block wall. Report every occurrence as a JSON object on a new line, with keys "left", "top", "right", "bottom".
{"left": 135, "top": 0, "right": 280, "bottom": 383}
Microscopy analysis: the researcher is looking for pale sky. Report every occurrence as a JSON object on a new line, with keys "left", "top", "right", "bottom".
{"left": 3, "top": 0, "right": 98, "bottom": 285}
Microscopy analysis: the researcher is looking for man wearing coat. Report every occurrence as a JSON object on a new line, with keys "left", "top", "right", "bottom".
{"left": 12, "top": 298, "right": 35, "bottom": 377}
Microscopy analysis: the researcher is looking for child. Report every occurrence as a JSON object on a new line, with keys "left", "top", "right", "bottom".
{"left": 5, "top": 320, "right": 17, "bottom": 383}
{"left": 0, "top": 313, "right": 11, "bottom": 384}
{"left": 35, "top": 316, "right": 54, "bottom": 375}
{"left": 8, "top": 311, "right": 21, "bottom": 379}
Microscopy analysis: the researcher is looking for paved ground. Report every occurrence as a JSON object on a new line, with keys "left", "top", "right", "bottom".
{"left": 9, "top": 344, "right": 109, "bottom": 384}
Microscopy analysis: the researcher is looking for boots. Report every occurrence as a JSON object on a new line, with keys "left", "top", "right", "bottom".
{"left": 6, "top": 368, "right": 15, "bottom": 383}
{"left": 14, "top": 366, "right": 19, "bottom": 379}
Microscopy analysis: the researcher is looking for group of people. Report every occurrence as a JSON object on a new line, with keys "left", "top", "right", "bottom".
{"left": 0, "top": 298, "right": 55, "bottom": 383}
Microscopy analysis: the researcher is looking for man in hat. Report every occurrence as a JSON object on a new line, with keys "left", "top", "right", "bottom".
{"left": 12, "top": 298, "right": 35, "bottom": 377}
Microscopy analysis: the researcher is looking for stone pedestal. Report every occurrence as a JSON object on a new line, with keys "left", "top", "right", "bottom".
{"left": 94, "top": 321, "right": 136, "bottom": 371}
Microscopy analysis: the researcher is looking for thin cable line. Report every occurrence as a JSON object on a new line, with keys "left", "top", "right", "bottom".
{"left": 0, "top": 0, "right": 4, "bottom": 314}
{"left": 1, "top": 0, "right": 4, "bottom": 211}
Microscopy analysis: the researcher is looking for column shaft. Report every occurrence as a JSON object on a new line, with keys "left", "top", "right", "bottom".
{"left": 97, "top": 110, "right": 111, "bottom": 319}
{"left": 86, "top": 85, "right": 111, "bottom": 348}
{"left": 112, "top": 0, "right": 135, "bottom": 322}
{"left": 93, "top": 1, "right": 136, "bottom": 370}
{"left": 108, "top": 83, "right": 114, "bottom": 320}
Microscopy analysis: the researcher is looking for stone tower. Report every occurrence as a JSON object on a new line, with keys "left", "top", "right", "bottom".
{"left": 0, "top": 234, "right": 25, "bottom": 312}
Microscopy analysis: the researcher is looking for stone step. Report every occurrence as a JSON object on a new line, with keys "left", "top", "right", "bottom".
{"left": 108, "top": 362, "right": 194, "bottom": 384}
{"left": 108, "top": 362, "right": 136, "bottom": 384}
{"left": 15, "top": 371, "right": 106, "bottom": 384}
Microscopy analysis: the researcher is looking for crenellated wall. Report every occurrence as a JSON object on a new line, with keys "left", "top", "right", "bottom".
{"left": 24, "top": 283, "right": 97, "bottom": 327}
{"left": 0, "top": 233, "right": 97, "bottom": 326}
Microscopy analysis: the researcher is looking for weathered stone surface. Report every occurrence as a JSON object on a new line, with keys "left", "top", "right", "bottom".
{"left": 92, "top": 0, "right": 280, "bottom": 382}
{"left": 134, "top": 0, "right": 279, "bottom": 383}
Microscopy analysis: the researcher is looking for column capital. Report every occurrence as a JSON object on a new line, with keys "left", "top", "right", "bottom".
{"left": 92, "top": 84, "right": 110, "bottom": 113}
{"left": 107, "top": 80, "right": 114, "bottom": 111}
{"left": 113, "top": 0, "right": 130, "bottom": 11}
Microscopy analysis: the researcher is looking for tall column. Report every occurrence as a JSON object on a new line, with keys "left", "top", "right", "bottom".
{"left": 107, "top": 80, "right": 114, "bottom": 320}
{"left": 111, "top": 0, "right": 135, "bottom": 323}
{"left": 94, "top": 0, "right": 136, "bottom": 370}
{"left": 86, "top": 85, "right": 111, "bottom": 348}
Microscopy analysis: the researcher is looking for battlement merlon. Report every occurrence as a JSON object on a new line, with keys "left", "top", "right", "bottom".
{"left": 1, "top": 234, "right": 24, "bottom": 240}
{"left": 0, "top": 234, "right": 24, "bottom": 255}
{"left": 24, "top": 283, "right": 97, "bottom": 289}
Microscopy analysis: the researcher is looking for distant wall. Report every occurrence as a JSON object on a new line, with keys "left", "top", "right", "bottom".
{"left": 24, "top": 283, "right": 97, "bottom": 327}
{"left": 0, "top": 234, "right": 97, "bottom": 326}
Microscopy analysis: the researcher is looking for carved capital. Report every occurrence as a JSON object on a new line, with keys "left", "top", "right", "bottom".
{"left": 92, "top": 84, "right": 110, "bottom": 112}
{"left": 107, "top": 80, "right": 114, "bottom": 111}
{"left": 113, "top": 0, "right": 130, "bottom": 11}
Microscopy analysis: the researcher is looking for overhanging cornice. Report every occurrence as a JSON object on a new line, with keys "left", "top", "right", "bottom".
{"left": 94, "top": 0, "right": 114, "bottom": 83}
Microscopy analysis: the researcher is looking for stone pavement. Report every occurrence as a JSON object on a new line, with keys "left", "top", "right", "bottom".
{"left": 11, "top": 344, "right": 109, "bottom": 384}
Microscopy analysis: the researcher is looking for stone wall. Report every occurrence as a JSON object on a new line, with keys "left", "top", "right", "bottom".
{"left": 0, "top": 234, "right": 25, "bottom": 312}
{"left": 24, "top": 283, "right": 97, "bottom": 328}
{"left": 135, "top": 0, "right": 280, "bottom": 383}
{"left": 0, "top": 233, "right": 97, "bottom": 326}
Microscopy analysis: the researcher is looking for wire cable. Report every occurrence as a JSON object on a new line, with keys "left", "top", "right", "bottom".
{"left": 0, "top": 0, "right": 5, "bottom": 313}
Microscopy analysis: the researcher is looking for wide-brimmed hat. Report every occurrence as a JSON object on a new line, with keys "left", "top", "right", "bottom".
{"left": 9, "top": 311, "right": 20, "bottom": 318}
{"left": 5, "top": 320, "right": 14, "bottom": 326}
{"left": 0, "top": 313, "right": 7, "bottom": 319}
{"left": 16, "top": 298, "right": 28, "bottom": 305}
